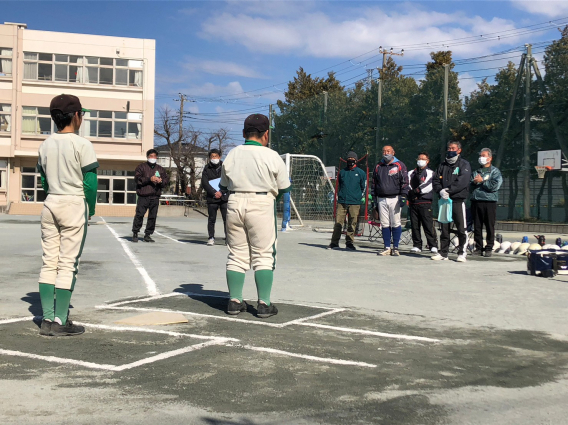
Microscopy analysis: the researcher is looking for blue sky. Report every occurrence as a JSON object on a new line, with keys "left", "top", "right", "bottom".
{"left": 4, "top": 1, "right": 568, "bottom": 138}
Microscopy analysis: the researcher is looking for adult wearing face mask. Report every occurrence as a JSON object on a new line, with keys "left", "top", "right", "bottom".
{"left": 432, "top": 141, "right": 472, "bottom": 262}
{"left": 408, "top": 152, "right": 438, "bottom": 253}
{"left": 372, "top": 145, "right": 409, "bottom": 256}
{"left": 328, "top": 151, "right": 366, "bottom": 251}
{"left": 131, "top": 149, "right": 169, "bottom": 243}
{"left": 202, "top": 148, "right": 228, "bottom": 246}
{"left": 470, "top": 148, "right": 503, "bottom": 257}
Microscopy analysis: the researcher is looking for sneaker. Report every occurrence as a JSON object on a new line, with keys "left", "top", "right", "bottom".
{"left": 143, "top": 234, "right": 155, "bottom": 243}
{"left": 391, "top": 248, "right": 400, "bottom": 256}
{"left": 327, "top": 243, "right": 339, "bottom": 250}
{"left": 207, "top": 238, "right": 215, "bottom": 246}
{"left": 50, "top": 319, "right": 85, "bottom": 337}
{"left": 227, "top": 299, "right": 247, "bottom": 315}
{"left": 430, "top": 247, "right": 438, "bottom": 254}
{"left": 473, "top": 249, "right": 484, "bottom": 256}
{"left": 39, "top": 319, "right": 52, "bottom": 336}
{"left": 378, "top": 248, "right": 392, "bottom": 256}
{"left": 484, "top": 250, "right": 493, "bottom": 258}
{"left": 431, "top": 254, "right": 448, "bottom": 261}
{"left": 345, "top": 243, "right": 356, "bottom": 251}
{"left": 456, "top": 255, "right": 467, "bottom": 262}
{"left": 410, "top": 247, "right": 422, "bottom": 253}
{"left": 257, "top": 302, "right": 278, "bottom": 318}
{"left": 132, "top": 233, "right": 138, "bottom": 243}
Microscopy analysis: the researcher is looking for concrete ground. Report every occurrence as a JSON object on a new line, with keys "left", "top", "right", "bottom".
{"left": 1, "top": 213, "right": 568, "bottom": 425}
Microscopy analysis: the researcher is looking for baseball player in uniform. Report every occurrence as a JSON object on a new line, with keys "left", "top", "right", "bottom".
{"left": 220, "top": 114, "right": 291, "bottom": 318}
{"left": 36, "top": 94, "right": 98, "bottom": 336}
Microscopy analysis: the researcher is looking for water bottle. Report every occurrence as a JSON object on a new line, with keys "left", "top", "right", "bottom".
{"left": 522, "top": 236, "right": 528, "bottom": 243}
{"left": 556, "top": 237, "right": 562, "bottom": 247}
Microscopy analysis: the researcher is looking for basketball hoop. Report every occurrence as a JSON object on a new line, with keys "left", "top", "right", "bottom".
{"left": 535, "top": 165, "right": 552, "bottom": 179}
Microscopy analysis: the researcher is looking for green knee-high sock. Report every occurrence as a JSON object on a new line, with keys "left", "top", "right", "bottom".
{"left": 55, "top": 289, "right": 73, "bottom": 326}
{"left": 226, "top": 270, "right": 245, "bottom": 302}
{"left": 38, "top": 283, "right": 55, "bottom": 322}
{"left": 255, "top": 270, "right": 273, "bottom": 306}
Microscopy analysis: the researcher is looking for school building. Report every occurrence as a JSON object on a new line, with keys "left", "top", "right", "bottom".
{"left": 0, "top": 22, "right": 155, "bottom": 215}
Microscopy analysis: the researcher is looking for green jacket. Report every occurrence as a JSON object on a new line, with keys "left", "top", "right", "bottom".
{"left": 470, "top": 165, "right": 503, "bottom": 202}
{"left": 337, "top": 166, "right": 366, "bottom": 205}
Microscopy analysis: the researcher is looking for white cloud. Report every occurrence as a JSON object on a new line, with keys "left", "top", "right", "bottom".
{"left": 183, "top": 58, "right": 266, "bottom": 79}
{"left": 180, "top": 81, "right": 245, "bottom": 98}
{"left": 200, "top": 6, "right": 520, "bottom": 60}
{"left": 458, "top": 73, "right": 482, "bottom": 98}
{"left": 511, "top": 0, "right": 568, "bottom": 18}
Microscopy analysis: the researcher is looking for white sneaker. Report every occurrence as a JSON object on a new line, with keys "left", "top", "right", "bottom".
{"left": 431, "top": 254, "right": 448, "bottom": 261}
{"left": 431, "top": 247, "right": 438, "bottom": 254}
{"left": 207, "top": 238, "right": 215, "bottom": 246}
{"left": 410, "top": 247, "right": 422, "bottom": 253}
{"left": 456, "top": 255, "right": 467, "bottom": 262}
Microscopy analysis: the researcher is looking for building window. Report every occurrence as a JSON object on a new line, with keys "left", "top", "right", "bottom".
{"left": 23, "top": 53, "right": 143, "bottom": 87}
{"left": 83, "top": 111, "right": 142, "bottom": 140}
{"left": 0, "top": 104, "right": 11, "bottom": 132}
{"left": 96, "top": 171, "right": 137, "bottom": 205}
{"left": 21, "top": 167, "right": 46, "bottom": 203}
{"left": 22, "top": 106, "right": 53, "bottom": 135}
{"left": 0, "top": 48, "right": 12, "bottom": 77}
{"left": 0, "top": 160, "right": 7, "bottom": 190}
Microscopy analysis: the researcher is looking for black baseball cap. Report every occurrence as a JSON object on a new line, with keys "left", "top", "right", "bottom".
{"left": 50, "top": 94, "right": 89, "bottom": 114}
{"left": 244, "top": 114, "right": 269, "bottom": 133}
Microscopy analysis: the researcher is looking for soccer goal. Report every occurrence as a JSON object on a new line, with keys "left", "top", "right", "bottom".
{"left": 280, "top": 154, "right": 336, "bottom": 226}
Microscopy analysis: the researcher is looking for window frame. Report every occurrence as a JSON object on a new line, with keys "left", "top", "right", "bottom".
{"left": 21, "top": 106, "right": 53, "bottom": 135}
{"left": 0, "top": 48, "right": 13, "bottom": 78}
{"left": 83, "top": 110, "right": 142, "bottom": 140}
{"left": 0, "top": 104, "right": 12, "bottom": 133}
{"left": 21, "top": 168, "right": 46, "bottom": 203}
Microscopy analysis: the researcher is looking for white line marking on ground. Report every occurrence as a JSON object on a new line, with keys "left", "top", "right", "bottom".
{"left": 98, "top": 292, "right": 182, "bottom": 309}
{"left": 230, "top": 344, "right": 377, "bottom": 368}
{"left": 112, "top": 340, "right": 224, "bottom": 371}
{"left": 282, "top": 308, "right": 346, "bottom": 326}
{"left": 154, "top": 231, "right": 186, "bottom": 244}
{"left": 100, "top": 217, "right": 159, "bottom": 296}
{"left": 0, "top": 316, "right": 32, "bottom": 325}
{"left": 0, "top": 348, "right": 117, "bottom": 371}
{"left": 297, "top": 322, "right": 441, "bottom": 342}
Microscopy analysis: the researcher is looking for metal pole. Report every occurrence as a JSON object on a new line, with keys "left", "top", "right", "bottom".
{"left": 523, "top": 44, "right": 532, "bottom": 220}
{"left": 375, "top": 52, "right": 386, "bottom": 165}
{"left": 322, "top": 91, "right": 328, "bottom": 165}
{"left": 440, "top": 64, "right": 449, "bottom": 159}
{"left": 494, "top": 54, "right": 526, "bottom": 168}
{"left": 268, "top": 104, "right": 273, "bottom": 149}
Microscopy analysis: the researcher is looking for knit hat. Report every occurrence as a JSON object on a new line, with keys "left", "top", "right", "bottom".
{"left": 346, "top": 151, "right": 358, "bottom": 161}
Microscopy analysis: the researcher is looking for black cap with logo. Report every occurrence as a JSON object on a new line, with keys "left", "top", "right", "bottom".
{"left": 50, "top": 94, "right": 89, "bottom": 114}
{"left": 243, "top": 114, "right": 270, "bottom": 133}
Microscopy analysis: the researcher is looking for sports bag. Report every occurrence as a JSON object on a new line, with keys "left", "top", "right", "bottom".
{"left": 527, "top": 249, "right": 568, "bottom": 277}
{"left": 437, "top": 198, "right": 453, "bottom": 224}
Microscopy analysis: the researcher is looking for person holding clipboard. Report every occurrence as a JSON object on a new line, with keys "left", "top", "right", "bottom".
{"left": 201, "top": 149, "right": 228, "bottom": 245}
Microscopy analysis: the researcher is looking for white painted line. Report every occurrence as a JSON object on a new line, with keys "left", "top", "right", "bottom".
{"left": 282, "top": 308, "right": 346, "bottom": 326}
{"left": 112, "top": 339, "right": 223, "bottom": 371}
{"left": 74, "top": 322, "right": 239, "bottom": 342}
{"left": 0, "top": 348, "right": 116, "bottom": 371}
{"left": 154, "top": 231, "right": 186, "bottom": 244}
{"left": 98, "top": 292, "right": 183, "bottom": 309}
{"left": 297, "top": 322, "right": 441, "bottom": 342}
{"left": 101, "top": 217, "right": 159, "bottom": 296}
{"left": 231, "top": 344, "right": 377, "bottom": 368}
{"left": 0, "top": 316, "right": 33, "bottom": 325}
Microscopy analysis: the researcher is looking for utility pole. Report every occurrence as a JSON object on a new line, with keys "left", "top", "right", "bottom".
{"left": 174, "top": 93, "right": 187, "bottom": 195}
{"left": 523, "top": 44, "right": 532, "bottom": 220}
{"left": 268, "top": 104, "right": 273, "bottom": 149}
{"left": 322, "top": 91, "right": 328, "bottom": 165}
{"left": 440, "top": 64, "right": 450, "bottom": 159}
{"left": 375, "top": 47, "right": 403, "bottom": 165}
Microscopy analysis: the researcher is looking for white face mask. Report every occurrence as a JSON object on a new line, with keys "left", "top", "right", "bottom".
{"left": 148, "top": 158, "right": 157, "bottom": 164}
{"left": 478, "top": 156, "right": 489, "bottom": 165}
{"left": 211, "top": 159, "right": 220, "bottom": 165}
{"left": 417, "top": 160, "right": 427, "bottom": 168}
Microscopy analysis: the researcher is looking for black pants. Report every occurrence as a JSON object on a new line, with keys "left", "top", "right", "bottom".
{"left": 472, "top": 201, "right": 497, "bottom": 252}
{"left": 440, "top": 201, "right": 467, "bottom": 257}
{"left": 207, "top": 202, "right": 227, "bottom": 239}
{"left": 410, "top": 203, "right": 438, "bottom": 249}
{"left": 132, "top": 196, "right": 159, "bottom": 235}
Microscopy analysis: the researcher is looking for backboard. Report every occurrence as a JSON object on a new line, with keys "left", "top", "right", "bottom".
{"left": 537, "top": 150, "right": 562, "bottom": 170}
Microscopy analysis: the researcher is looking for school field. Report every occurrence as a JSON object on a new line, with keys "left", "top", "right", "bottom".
{"left": 1, "top": 213, "right": 568, "bottom": 425}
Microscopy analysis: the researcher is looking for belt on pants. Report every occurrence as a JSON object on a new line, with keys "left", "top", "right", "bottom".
{"left": 229, "top": 191, "right": 267, "bottom": 195}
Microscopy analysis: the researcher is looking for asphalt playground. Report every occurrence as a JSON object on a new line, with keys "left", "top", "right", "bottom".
{"left": 1, "top": 212, "right": 568, "bottom": 425}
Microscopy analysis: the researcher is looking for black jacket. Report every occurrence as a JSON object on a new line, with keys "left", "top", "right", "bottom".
{"left": 371, "top": 157, "right": 409, "bottom": 198}
{"left": 201, "top": 161, "right": 228, "bottom": 204}
{"left": 432, "top": 156, "right": 472, "bottom": 201}
{"left": 135, "top": 162, "right": 169, "bottom": 197}
{"left": 408, "top": 167, "right": 435, "bottom": 203}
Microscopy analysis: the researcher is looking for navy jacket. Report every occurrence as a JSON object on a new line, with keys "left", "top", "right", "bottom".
{"left": 337, "top": 166, "right": 366, "bottom": 205}
{"left": 408, "top": 167, "right": 435, "bottom": 204}
{"left": 432, "top": 156, "right": 472, "bottom": 201}
{"left": 372, "top": 157, "right": 409, "bottom": 198}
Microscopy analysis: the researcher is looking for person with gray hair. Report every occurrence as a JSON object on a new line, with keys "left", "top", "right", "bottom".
{"left": 470, "top": 147, "right": 503, "bottom": 257}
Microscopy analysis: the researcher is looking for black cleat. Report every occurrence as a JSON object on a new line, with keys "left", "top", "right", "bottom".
{"left": 227, "top": 299, "right": 247, "bottom": 315}
{"left": 39, "top": 320, "right": 52, "bottom": 336}
{"left": 257, "top": 302, "right": 278, "bottom": 318}
{"left": 50, "top": 319, "right": 85, "bottom": 337}
{"left": 143, "top": 234, "right": 155, "bottom": 243}
{"left": 327, "top": 243, "right": 339, "bottom": 250}
{"left": 132, "top": 233, "right": 139, "bottom": 243}
{"left": 345, "top": 243, "right": 356, "bottom": 251}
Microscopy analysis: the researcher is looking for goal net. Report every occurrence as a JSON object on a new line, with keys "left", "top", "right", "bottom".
{"left": 280, "top": 154, "right": 335, "bottom": 226}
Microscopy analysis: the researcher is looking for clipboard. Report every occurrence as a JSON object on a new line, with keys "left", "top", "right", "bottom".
{"left": 209, "top": 178, "right": 221, "bottom": 192}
